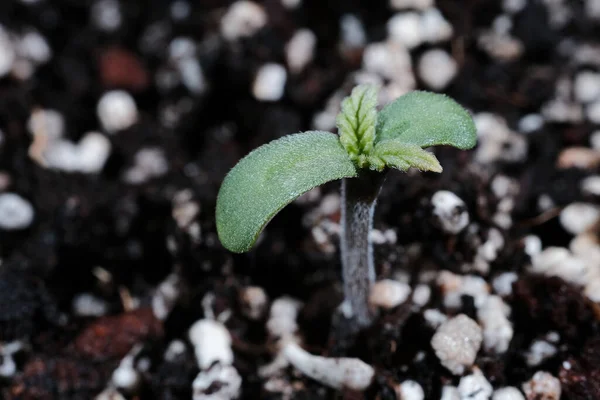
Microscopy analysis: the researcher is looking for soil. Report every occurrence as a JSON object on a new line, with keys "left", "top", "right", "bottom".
{"left": 0, "top": 0, "right": 599, "bottom": 399}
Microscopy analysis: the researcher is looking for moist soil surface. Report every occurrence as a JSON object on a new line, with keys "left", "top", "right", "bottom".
{"left": 0, "top": 0, "right": 600, "bottom": 399}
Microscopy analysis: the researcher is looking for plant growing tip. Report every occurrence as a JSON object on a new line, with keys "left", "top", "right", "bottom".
{"left": 216, "top": 84, "right": 476, "bottom": 327}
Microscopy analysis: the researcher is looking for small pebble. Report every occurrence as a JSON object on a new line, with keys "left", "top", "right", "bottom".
{"left": 458, "top": 369, "right": 493, "bottom": 400}
{"left": 398, "top": 380, "right": 425, "bottom": 400}
{"left": 574, "top": 71, "right": 600, "bottom": 103}
{"left": 431, "top": 314, "right": 483, "bottom": 375}
{"left": 478, "top": 31, "right": 523, "bottom": 61}
{"left": 559, "top": 202, "right": 600, "bottom": 235}
{"left": 522, "top": 371, "right": 561, "bottom": 400}
{"left": 252, "top": 63, "right": 287, "bottom": 102}
{"left": 221, "top": 1, "right": 267, "bottom": 41}
{"left": 431, "top": 191, "right": 469, "bottom": 234}
{"left": 240, "top": 286, "right": 268, "bottom": 320}
{"left": 286, "top": 29, "right": 316, "bottom": 74}
{"left": 369, "top": 279, "right": 411, "bottom": 309}
{"left": 97, "top": 90, "right": 139, "bottom": 133}
{"left": 0, "top": 193, "right": 34, "bottom": 230}
{"left": 557, "top": 147, "right": 600, "bottom": 169}
{"left": 0, "top": 26, "right": 16, "bottom": 77}
{"left": 418, "top": 49, "right": 457, "bottom": 90}
{"left": 493, "top": 387, "right": 525, "bottom": 400}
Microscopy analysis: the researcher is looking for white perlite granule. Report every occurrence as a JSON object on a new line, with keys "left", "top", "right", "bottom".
{"left": 418, "top": 49, "right": 457, "bottom": 90}
{"left": 398, "top": 380, "right": 425, "bottom": 400}
{"left": 522, "top": 371, "right": 561, "bottom": 400}
{"left": 17, "top": 30, "right": 52, "bottom": 65}
{"left": 431, "top": 191, "right": 470, "bottom": 234}
{"left": 431, "top": 314, "right": 483, "bottom": 375}
{"left": 458, "top": 369, "right": 493, "bottom": 400}
{"left": 252, "top": 63, "right": 287, "bottom": 101}
{"left": 286, "top": 29, "right": 316, "bottom": 74}
{"left": 91, "top": 0, "right": 122, "bottom": 32}
{"left": 123, "top": 147, "right": 169, "bottom": 184}
{"left": 525, "top": 339, "right": 558, "bottom": 367}
{"left": 387, "top": 12, "right": 423, "bottom": 49}
{"left": 559, "top": 202, "right": 600, "bottom": 235}
{"left": 0, "top": 341, "right": 24, "bottom": 378}
{"left": 574, "top": 71, "right": 600, "bottom": 103}
{"left": 477, "top": 295, "right": 513, "bottom": 354}
{"left": 221, "top": 1, "right": 267, "bottom": 41}
{"left": 437, "top": 271, "right": 490, "bottom": 309}
{"left": 97, "top": 90, "right": 139, "bottom": 133}
{"left": 440, "top": 385, "right": 460, "bottom": 400}
{"left": 369, "top": 279, "right": 411, "bottom": 309}
{"left": 492, "top": 272, "right": 518, "bottom": 297}
{"left": 188, "top": 319, "right": 233, "bottom": 369}
{"left": 340, "top": 14, "right": 366, "bottom": 49}
{"left": 72, "top": 293, "right": 108, "bottom": 317}
{"left": 192, "top": 363, "right": 242, "bottom": 400}
{"left": 27, "top": 108, "right": 65, "bottom": 140}
{"left": 282, "top": 341, "right": 374, "bottom": 391}
{"left": 390, "top": 0, "right": 433, "bottom": 10}
{"left": 581, "top": 175, "right": 600, "bottom": 196}
{"left": 0, "top": 193, "right": 34, "bottom": 230}
{"left": 493, "top": 386, "right": 525, "bottom": 400}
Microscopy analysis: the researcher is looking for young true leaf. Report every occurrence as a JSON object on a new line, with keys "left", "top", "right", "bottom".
{"left": 376, "top": 91, "right": 476, "bottom": 150}
{"left": 216, "top": 131, "right": 357, "bottom": 253}
{"left": 336, "top": 84, "right": 378, "bottom": 166}
{"left": 373, "top": 139, "right": 442, "bottom": 172}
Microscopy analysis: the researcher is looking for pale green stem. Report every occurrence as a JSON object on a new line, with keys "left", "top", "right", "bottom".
{"left": 340, "top": 171, "right": 385, "bottom": 328}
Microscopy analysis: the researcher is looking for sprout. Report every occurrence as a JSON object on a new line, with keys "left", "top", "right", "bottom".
{"left": 216, "top": 84, "right": 476, "bottom": 328}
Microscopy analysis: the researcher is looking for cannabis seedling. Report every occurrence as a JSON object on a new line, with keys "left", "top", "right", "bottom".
{"left": 216, "top": 85, "right": 476, "bottom": 327}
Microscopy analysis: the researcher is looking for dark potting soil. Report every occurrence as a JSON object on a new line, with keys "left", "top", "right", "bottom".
{"left": 0, "top": 0, "right": 599, "bottom": 399}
